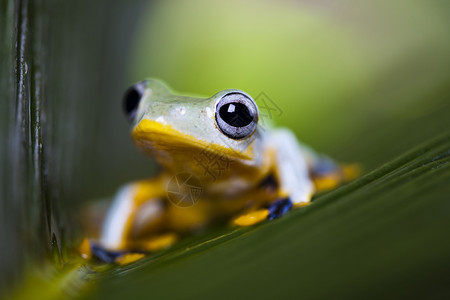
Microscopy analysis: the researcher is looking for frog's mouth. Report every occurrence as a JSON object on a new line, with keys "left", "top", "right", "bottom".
{"left": 131, "top": 119, "right": 254, "bottom": 162}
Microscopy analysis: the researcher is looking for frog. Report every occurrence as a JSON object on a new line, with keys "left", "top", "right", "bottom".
{"left": 84, "top": 79, "right": 358, "bottom": 264}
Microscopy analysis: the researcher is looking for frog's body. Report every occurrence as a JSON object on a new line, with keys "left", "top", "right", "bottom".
{"left": 97, "top": 80, "right": 355, "bottom": 256}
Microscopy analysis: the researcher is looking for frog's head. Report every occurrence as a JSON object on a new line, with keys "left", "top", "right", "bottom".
{"left": 123, "top": 79, "right": 261, "bottom": 176}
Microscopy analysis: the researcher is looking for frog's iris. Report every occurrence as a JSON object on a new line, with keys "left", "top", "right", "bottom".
{"left": 215, "top": 92, "right": 258, "bottom": 140}
{"left": 219, "top": 103, "right": 253, "bottom": 127}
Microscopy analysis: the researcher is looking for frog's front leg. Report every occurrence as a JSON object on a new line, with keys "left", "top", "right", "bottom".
{"left": 261, "top": 129, "right": 316, "bottom": 219}
{"left": 233, "top": 129, "right": 314, "bottom": 226}
{"left": 99, "top": 175, "right": 175, "bottom": 252}
{"left": 271, "top": 129, "right": 315, "bottom": 206}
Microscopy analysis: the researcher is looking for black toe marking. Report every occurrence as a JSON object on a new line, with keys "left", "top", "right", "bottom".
{"left": 266, "top": 197, "right": 293, "bottom": 220}
{"left": 90, "top": 243, "right": 125, "bottom": 263}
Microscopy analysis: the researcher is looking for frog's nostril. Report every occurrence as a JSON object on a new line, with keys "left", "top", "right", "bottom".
{"left": 177, "top": 106, "right": 186, "bottom": 116}
{"left": 123, "top": 81, "right": 146, "bottom": 123}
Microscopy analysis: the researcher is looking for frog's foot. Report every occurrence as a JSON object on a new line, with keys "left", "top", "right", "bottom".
{"left": 83, "top": 240, "right": 147, "bottom": 265}
{"left": 135, "top": 232, "right": 178, "bottom": 252}
{"left": 89, "top": 242, "right": 127, "bottom": 263}
{"left": 312, "top": 163, "right": 362, "bottom": 192}
{"left": 79, "top": 233, "right": 178, "bottom": 264}
{"left": 232, "top": 197, "right": 297, "bottom": 227}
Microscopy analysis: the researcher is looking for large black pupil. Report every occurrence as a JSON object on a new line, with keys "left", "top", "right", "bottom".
{"left": 123, "top": 87, "right": 141, "bottom": 120}
{"left": 219, "top": 102, "right": 253, "bottom": 127}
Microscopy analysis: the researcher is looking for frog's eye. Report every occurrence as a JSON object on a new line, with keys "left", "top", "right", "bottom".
{"left": 215, "top": 92, "right": 258, "bottom": 139}
{"left": 123, "top": 81, "right": 146, "bottom": 122}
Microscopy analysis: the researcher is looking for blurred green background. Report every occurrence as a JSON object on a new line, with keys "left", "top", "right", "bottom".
{"left": 126, "top": 0, "right": 450, "bottom": 171}
{"left": 1, "top": 0, "right": 450, "bottom": 298}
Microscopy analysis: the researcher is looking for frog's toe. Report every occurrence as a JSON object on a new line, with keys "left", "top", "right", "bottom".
{"left": 312, "top": 163, "right": 362, "bottom": 192}
{"left": 312, "top": 174, "right": 341, "bottom": 192}
{"left": 137, "top": 232, "right": 178, "bottom": 252}
{"left": 114, "top": 253, "right": 146, "bottom": 265}
{"left": 232, "top": 209, "right": 269, "bottom": 226}
{"left": 341, "top": 163, "right": 362, "bottom": 181}
{"left": 78, "top": 237, "right": 92, "bottom": 260}
{"left": 266, "top": 197, "right": 293, "bottom": 220}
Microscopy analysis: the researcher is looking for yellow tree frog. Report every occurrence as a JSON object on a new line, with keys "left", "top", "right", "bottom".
{"left": 85, "top": 79, "right": 357, "bottom": 264}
